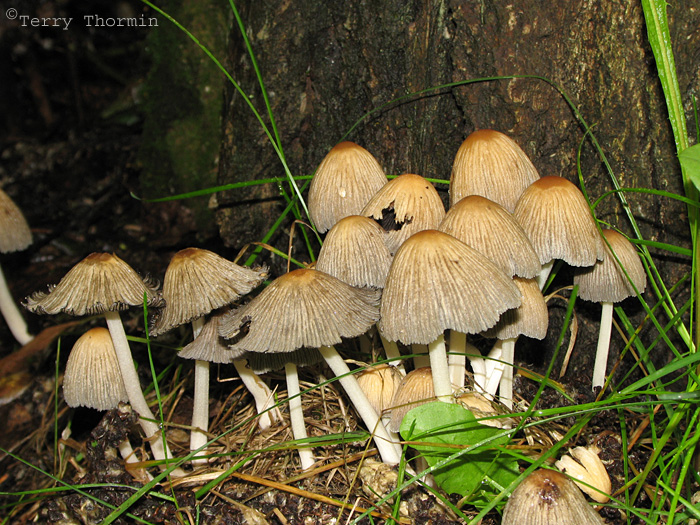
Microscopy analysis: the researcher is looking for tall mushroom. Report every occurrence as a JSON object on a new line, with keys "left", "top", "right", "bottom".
{"left": 573, "top": 229, "right": 647, "bottom": 389}
{"left": 149, "top": 247, "right": 270, "bottom": 461}
{"left": 24, "top": 252, "right": 176, "bottom": 466}
{"left": 0, "top": 188, "right": 34, "bottom": 345}
{"left": 219, "top": 268, "right": 402, "bottom": 466}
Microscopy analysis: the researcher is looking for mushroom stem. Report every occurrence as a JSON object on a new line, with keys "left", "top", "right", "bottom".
{"left": 428, "top": 334, "right": 453, "bottom": 403}
{"left": 536, "top": 260, "right": 554, "bottom": 290}
{"left": 592, "top": 301, "right": 614, "bottom": 390}
{"left": 189, "top": 318, "right": 211, "bottom": 465}
{"left": 448, "top": 331, "right": 467, "bottom": 389}
{"left": 380, "top": 333, "right": 405, "bottom": 375}
{"left": 411, "top": 344, "right": 431, "bottom": 369}
{"left": 104, "top": 311, "right": 176, "bottom": 467}
{"left": 318, "top": 345, "right": 402, "bottom": 465}
{"left": 0, "top": 265, "right": 32, "bottom": 345}
{"left": 285, "top": 362, "right": 316, "bottom": 470}
{"left": 232, "top": 358, "right": 281, "bottom": 429}
{"left": 119, "top": 438, "right": 153, "bottom": 483}
{"left": 496, "top": 338, "right": 517, "bottom": 409}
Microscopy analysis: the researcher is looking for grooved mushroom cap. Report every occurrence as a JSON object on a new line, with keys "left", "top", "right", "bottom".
{"left": 308, "top": 141, "right": 388, "bottom": 233}
{"left": 513, "top": 176, "right": 605, "bottom": 267}
{"left": 179, "top": 312, "right": 243, "bottom": 363}
{"left": 482, "top": 277, "right": 549, "bottom": 340}
{"left": 315, "top": 215, "right": 393, "bottom": 288}
{"left": 574, "top": 229, "right": 647, "bottom": 303}
{"left": 25, "top": 253, "right": 162, "bottom": 316}
{"left": 0, "top": 188, "right": 32, "bottom": 253}
{"left": 63, "top": 327, "right": 128, "bottom": 410}
{"left": 150, "top": 248, "right": 268, "bottom": 336}
{"left": 388, "top": 366, "right": 436, "bottom": 432}
{"left": 502, "top": 469, "right": 606, "bottom": 525}
{"left": 247, "top": 347, "right": 323, "bottom": 374}
{"left": 449, "top": 129, "right": 540, "bottom": 212}
{"left": 219, "top": 268, "right": 381, "bottom": 353}
{"left": 361, "top": 174, "right": 446, "bottom": 254}
{"left": 379, "top": 230, "right": 521, "bottom": 345}
{"left": 439, "top": 195, "right": 540, "bottom": 278}
{"left": 356, "top": 363, "right": 403, "bottom": 416}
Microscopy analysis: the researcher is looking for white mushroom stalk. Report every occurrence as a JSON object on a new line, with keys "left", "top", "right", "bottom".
{"left": 284, "top": 362, "right": 316, "bottom": 470}
{"left": 0, "top": 265, "right": 33, "bottom": 345}
{"left": 232, "top": 358, "right": 281, "bottom": 430}
{"left": 189, "top": 317, "right": 209, "bottom": 465}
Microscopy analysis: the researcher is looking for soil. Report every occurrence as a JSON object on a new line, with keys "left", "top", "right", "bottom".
{"left": 0, "top": 2, "right": 655, "bottom": 524}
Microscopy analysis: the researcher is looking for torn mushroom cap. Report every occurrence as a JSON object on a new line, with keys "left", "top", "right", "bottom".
{"left": 482, "top": 277, "right": 548, "bottom": 340}
{"left": 555, "top": 446, "right": 612, "bottom": 503}
{"left": 308, "top": 141, "right": 388, "bottom": 233}
{"left": 388, "top": 366, "right": 436, "bottom": 432}
{"left": 449, "top": 129, "right": 540, "bottom": 212}
{"left": 219, "top": 268, "right": 381, "bottom": 353}
{"left": 63, "top": 327, "right": 128, "bottom": 411}
{"left": 513, "top": 176, "right": 605, "bottom": 267}
{"left": 574, "top": 229, "right": 647, "bottom": 303}
{"left": 356, "top": 363, "right": 403, "bottom": 416}
{"left": 502, "top": 469, "right": 606, "bottom": 525}
{"left": 315, "top": 215, "right": 393, "bottom": 289}
{"left": 179, "top": 311, "right": 243, "bottom": 364}
{"left": 379, "top": 229, "right": 521, "bottom": 345}
{"left": 361, "top": 173, "right": 446, "bottom": 254}
{"left": 151, "top": 247, "right": 267, "bottom": 336}
{"left": 439, "top": 195, "right": 540, "bottom": 279}
{"left": 0, "top": 188, "right": 32, "bottom": 253}
{"left": 24, "top": 252, "right": 162, "bottom": 316}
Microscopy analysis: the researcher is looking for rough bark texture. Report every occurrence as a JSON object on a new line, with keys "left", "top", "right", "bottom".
{"left": 217, "top": 1, "right": 699, "bottom": 377}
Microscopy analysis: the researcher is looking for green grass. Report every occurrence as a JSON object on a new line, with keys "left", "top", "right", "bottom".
{"left": 2, "top": 0, "right": 699, "bottom": 523}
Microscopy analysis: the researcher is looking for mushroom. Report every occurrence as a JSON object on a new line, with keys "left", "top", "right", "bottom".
{"left": 24, "top": 252, "right": 176, "bottom": 466}
{"left": 361, "top": 173, "right": 445, "bottom": 254}
{"left": 387, "top": 366, "right": 436, "bottom": 432}
{"left": 502, "top": 469, "right": 606, "bottom": 524}
{"left": 0, "top": 188, "right": 34, "bottom": 345}
{"left": 219, "top": 268, "right": 402, "bottom": 466}
{"left": 149, "top": 247, "right": 270, "bottom": 461}
{"left": 356, "top": 363, "right": 403, "bottom": 427}
{"left": 555, "top": 446, "right": 611, "bottom": 503}
{"left": 308, "top": 141, "right": 388, "bottom": 233}
{"left": 449, "top": 129, "right": 540, "bottom": 212}
{"left": 513, "top": 176, "right": 605, "bottom": 290}
{"left": 573, "top": 229, "right": 647, "bottom": 389}
{"left": 379, "top": 230, "right": 521, "bottom": 402}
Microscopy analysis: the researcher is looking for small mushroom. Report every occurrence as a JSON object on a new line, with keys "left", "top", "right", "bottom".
{"left": 388, "top": 366, "right": 436, "bottom": 432}
{"left": 555, "top": 446, "right": 612, "bottom": 503}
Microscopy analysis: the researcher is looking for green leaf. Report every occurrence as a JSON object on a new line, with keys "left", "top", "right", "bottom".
{"left": 680, "top": 144, "right": 700, "bottom": 193}
{"left": 400, "top": 402, "right": 519, "bottom": 502}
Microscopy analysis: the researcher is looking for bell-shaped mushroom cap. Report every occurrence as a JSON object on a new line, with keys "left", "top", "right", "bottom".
{"left": 439, "top": 195, "right": 540, "bottom": 278}
{"left": 63, "top": 327, "right": 128, "bottom": 410}
{"left": 482, "top": 277, "right": 549, "bottom": 340}
{"left": 356, "top": 363, "right": 403, "bottom": 416}
{"left": 379, "top": 230, "right": 521, "bottom": 345}
{"left": 179, "top": 312, "right": 243, "bottom": 363}
{"left": 513, "top": 176, "right": 605, "bottom": 267}
{"left": 25, "top": 252, "right": 162, "bottom": 316}
{"left": 388, "top": 366, "right": 436, "bottom": 432}
{"left": 449, "top": 129, "right": 540, "bottom": 212}
{"left": 0, "top": 188, "right": 32, "bottom": 253}
{"left": 574, "top": 229, "right": 647, "bottom": 303}
{"left": 308, "top": 141, "right": 388, "bottom": 233}
{"left": 502, "top": 469, "right": 606, "bottom": 525}
{"left": 361, "top": 173, "right": 446, "bottom": 254}
{"left": 219, "top": 268, "right": 381, "bottom": 353}
{"left": 315, "top": 215, "right": 393, "bottom": 289}
{"left": 151, "top": 248, "right": 268, "bottom": 336}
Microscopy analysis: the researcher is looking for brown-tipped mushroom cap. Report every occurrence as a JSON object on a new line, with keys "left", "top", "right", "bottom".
{"left": 388, "top": 366, "right": 436, "bottom": 432}
{"left": 219, "top": 268, "right": 381, "bottom": 353}
{"left": 502, "top": 469, "right": 606, "bottom": 525}
{"left": 308, "top": 141, "right": 388, "bottom": 233}
{"left": 379, "top": 230, "right": 521, "bottom": 345}
{"left": 151, "top": 248, "right": 267, "bottom": 336}
{"left": 513, "top": 176, "right": 605, "bottom": 267}
{"left": 449, "top": 129, "right": 540, "bottom": 212}
{"left": 574, "top": 229, "right": 647, "bottom": 303}
{"left": 0, "top": 188, "right": 32, "bottom": 253}
{"left": 483, "top": 277, "right": 548, "bottom": 340}
{"left": 361, "top": 174, "right": 446, "bottom": 254}
{"left": 315, "top": 215, "right": 393, "bottom": 288}
{"left": 439, "top": 195, "right": 540, "bottom": 278}
{"left": 356, "top": 363, "right": 403, "bottom": 416}
{"left": 25, "top": 252, "right": 162, "bottom": 316}
{"left": 179, "top": 312, "right": 243, "bottom": 363}
{"left": 63, "top": 327, "right": 128, "bottom": 410}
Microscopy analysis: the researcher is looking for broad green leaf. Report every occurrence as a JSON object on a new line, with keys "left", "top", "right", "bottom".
{"left": 679, "top": 144, "right": 700, "bottom": 193}
{"left": 400, "top": 402, "right": 518, "bottom": 502}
